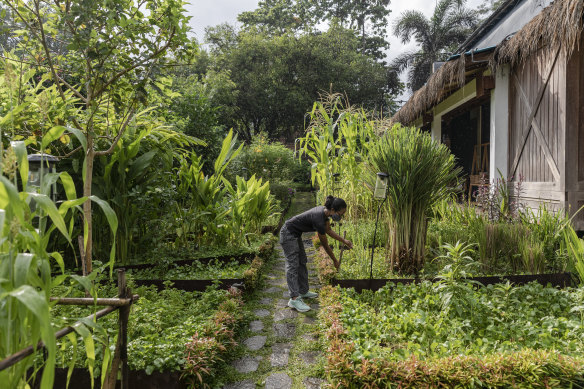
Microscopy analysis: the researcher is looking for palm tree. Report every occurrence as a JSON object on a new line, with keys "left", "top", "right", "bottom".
{"left": 392, "top": 0, "right": 478, "bottom": 91}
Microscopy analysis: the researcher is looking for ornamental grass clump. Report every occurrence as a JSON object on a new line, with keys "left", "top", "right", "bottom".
{"left": 368, "top": 125, "right": 461, "bottom": 274}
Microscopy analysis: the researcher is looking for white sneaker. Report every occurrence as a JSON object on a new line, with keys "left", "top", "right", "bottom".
{"left": 288, "top": 297, "right": 310, "bottom": 312}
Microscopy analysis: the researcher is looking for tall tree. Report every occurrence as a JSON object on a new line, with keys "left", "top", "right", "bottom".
{"left": 237, "top": 0, "right": 319, "bottom": 34}
{"left": 6, "top": 0, "right": 193, "bottom": 272}
{"left": 392, "top": 0, "right": 477, "bottom": 91}
{"left": 238, "top": 0, "right": 391, "bottom": 60}
{"left": 205, "top": 24, "right": 400, "bottom": 142}
{"left": 321, "top": 0, "right": 391, "bottom": 60}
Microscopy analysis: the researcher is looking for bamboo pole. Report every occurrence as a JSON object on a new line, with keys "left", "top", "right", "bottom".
{"left": 50, "top": 296, "right": 136, "bottom": 306}
{"left": 104, "top": 269, "right": 132, "bottom": 389}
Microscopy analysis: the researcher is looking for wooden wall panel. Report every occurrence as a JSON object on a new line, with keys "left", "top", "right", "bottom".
{"left": 508, "top": 47, "right": 565, "bottom": 186}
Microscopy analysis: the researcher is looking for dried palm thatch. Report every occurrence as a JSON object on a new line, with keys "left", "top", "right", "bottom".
{"left": 391, "top": 0, "right": 584, "bottom": 126}
{"left": 494, "top": 0, "right": 584, "bottom": 69}
{"left": 391, "top": 58, "right": 466, "bottom": 125}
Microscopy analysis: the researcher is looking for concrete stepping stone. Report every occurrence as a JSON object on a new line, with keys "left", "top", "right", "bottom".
{"left": 310, "top": 303, "right": 320, "bottom": 311}
{"left": 244, "top": 335, "right": 267, "bottom": 351}
{"left": 265, "top": 372, "right": 292, "bottom": 389}
{"left": 273, "top": 323, "right": 296, "bottom": 338}
{"left": 268, "top": 279, "right": 286, "bottom": 286}
{"left": 274, "top": 308, "right": 297, "bottom": 322}
{"left": 270, "top": 343, "right": 292, "bottom": 367}
{"left": 301, "top": 333, "right": 317, "bottom": 342}
{"left": 300, "top": 351, "right": 321, "bottom": 365}
{"left": 254, "top": 309, "right": 270, "bottom": 318}
{"left": 223, "top": 379, "right": 255, "bottom": 389}
{"left": 282, "top": 291, "right": 290, "bottom": 298}
{"left": 276, "top": 299, "right": 289, "bottom": 308}
{"left": 259, "top": 297, "right": 273, "bottom": 305}
{"left": 303, "top": 316, "right": 316, "bottom": 325}
{"left": 263, "top": 287, "right": 282, "bottom": 294}
{"left": 249, "top": 320, "right": 264, "bottom": 332}
{"left": 303, "top": 377, "right": 325, "bottom": 389}
{"left": 232, "top": 356, "right": 262, "bottom": 373}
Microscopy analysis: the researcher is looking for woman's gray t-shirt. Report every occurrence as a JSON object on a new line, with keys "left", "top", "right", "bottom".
{"left": 284, "top": 206, "right": 329, "bottom": 237}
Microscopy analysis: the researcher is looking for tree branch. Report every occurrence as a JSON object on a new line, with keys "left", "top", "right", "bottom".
{"left": 55, "top": 74, "right": 88, "bottom": 103}
{"left": 94, "top": 104, "right": 136, "bottom": 157}
{"left": 94, "top": 29, "right": 176, "bottom": 98}
{"left": 60, "top": 145, "right": 83, "bottom": 158}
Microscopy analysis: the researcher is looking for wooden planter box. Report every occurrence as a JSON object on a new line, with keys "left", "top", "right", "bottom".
{"left": 332, "top": 272, "right": 575, "bottom": 292}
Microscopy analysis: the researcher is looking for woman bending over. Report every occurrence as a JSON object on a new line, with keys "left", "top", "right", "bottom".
{"left": 279, "top": 195, "right": 353, "bottom": 312}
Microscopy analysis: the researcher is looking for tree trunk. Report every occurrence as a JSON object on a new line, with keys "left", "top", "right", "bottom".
{"left": 83, "top": 134, "right": 95, "bottom": 274}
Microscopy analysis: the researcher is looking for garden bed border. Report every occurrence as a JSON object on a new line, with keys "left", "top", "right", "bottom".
{"left": 332, "top": 272, "right": 575, "bottom": 292}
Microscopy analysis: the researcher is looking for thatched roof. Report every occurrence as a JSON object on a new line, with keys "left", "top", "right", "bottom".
{"left": 494, "top": 0, "right": 584, "bottom": 68}
{"left": 390, "top": 54, "right": 467, "bottom": 125}
{"left": 391, "top": 0, "right": 584, "bottom": 126}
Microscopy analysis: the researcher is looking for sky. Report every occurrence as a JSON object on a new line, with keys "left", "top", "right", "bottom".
{"left": 185, "top": 0, "right": 486, "bottom": 101}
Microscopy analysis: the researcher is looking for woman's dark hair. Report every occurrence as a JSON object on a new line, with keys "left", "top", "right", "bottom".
{"left": 324, "top": 196, "right": 347, "bottom": 211}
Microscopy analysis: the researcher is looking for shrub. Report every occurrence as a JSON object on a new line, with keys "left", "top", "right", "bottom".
{"left": 243, "top": 256, "right": 264, "bottom": 289}
{"left": 183, "top": 288, "right": 243, "bottom": 387}
{"left": 227, "top": 133, "right": 310, "bottom": 202}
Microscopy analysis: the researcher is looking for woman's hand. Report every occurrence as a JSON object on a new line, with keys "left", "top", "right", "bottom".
{"left": 343, "top": 239, "right": 353, "bottom": 249}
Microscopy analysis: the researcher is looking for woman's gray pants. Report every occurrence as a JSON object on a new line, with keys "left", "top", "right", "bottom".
{"left": 279, "top": 225, "right": 309, "bottom": 298}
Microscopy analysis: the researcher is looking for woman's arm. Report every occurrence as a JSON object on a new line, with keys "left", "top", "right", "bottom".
{"left": 318, "top": 231, "right": 340, "bottom": 270}
{"left": 325, "top": 222, "right": 353, "bottom": 249}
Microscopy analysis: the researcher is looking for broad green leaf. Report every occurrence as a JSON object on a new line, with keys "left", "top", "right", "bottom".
{"left": 14, "top": 253, "right": 34, "bottom": 287}
{"left": 41, "top": 126, "right": 66, "bottom": 150}
{"left": 11, "top": 140, "right": 29, "bottom": 191}
{"left": 58, "top": 172, "right": 77, "bottom": 200}
{"left": 0, "top": 209, "right": 5, "bottom": 236}
{"left": 51, "top": 252, "right": 66, "bottom": 275}
{"left": 65, "top": 333, "right": 78, "bottom": 388}
{"left": 0, "top": 176, "right": 25, "bottom": 223}
{"left": 89, "top": 195, "right": 118, "bottom": 269}
{"left": 129, "top": 150, "right": 157, "bottom": 180}
{"left": 71, "top": 274, "right": 92, "bottom": 292}
{"left": 28, "top": 193, "right": 70, "bottom": 240}
{"left": 67, "top": 126, "right": 87, "bottom": 151}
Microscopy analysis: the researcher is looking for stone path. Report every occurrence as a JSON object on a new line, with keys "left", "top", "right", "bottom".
{"left": 223, "top": 230, "right": 325, "bottom": 389}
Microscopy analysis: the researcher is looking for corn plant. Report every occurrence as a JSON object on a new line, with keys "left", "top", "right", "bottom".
{"left": 367, "top": 125, "right": 461, "bottom": 274}
{"left": 0, "top": 141, "right": 117, "bottom": 389}
{"left": 298, "top": 95, "right": 380, "bottom": 218}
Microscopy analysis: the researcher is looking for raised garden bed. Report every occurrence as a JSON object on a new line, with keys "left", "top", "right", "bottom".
{"left": 319, "top": 283, "right": 584, "bottom": 388}
{"left": 115, "top": 252, "right": 256, "bottom": 271}
{"left": 33, "top": 368, "right": 188, "bottom": 389}
{"left": 332, "top": 272, "right": 575, "bottom": 292}
{"left": 129, "top": 278, "right": 243, "bottom": 292}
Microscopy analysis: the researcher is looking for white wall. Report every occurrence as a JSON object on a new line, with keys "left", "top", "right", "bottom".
{"left": 490, "top": 65, "right": 510, "bottom": 181}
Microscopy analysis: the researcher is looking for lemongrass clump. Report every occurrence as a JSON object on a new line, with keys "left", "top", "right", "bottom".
{"left": 368, "top": 124, "right": 461, "bottom": 274}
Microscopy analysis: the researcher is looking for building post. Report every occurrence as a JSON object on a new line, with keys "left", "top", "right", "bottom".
{"left": 490, "top": 65, "right": 510, "bottom": 181}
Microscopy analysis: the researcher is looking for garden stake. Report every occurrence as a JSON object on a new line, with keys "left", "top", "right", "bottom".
{"left": 370, "top": 192, "right": 388, "bottom": 287}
